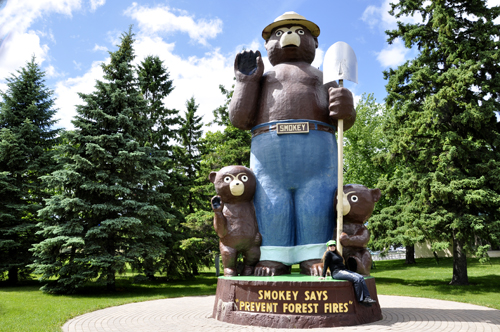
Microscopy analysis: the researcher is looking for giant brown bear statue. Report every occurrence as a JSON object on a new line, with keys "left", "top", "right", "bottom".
{"left": 229, "top": 11, "right": 356, "bottom": 276}
{"left": 210, "top": 165, "right": 261, "bottom": 277}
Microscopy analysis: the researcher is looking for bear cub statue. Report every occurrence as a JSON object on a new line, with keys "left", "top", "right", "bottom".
{"left": 336, "top": 184, "right": 381, "bottom": 276}
{"left": 210, "top": 165, "right": 262, "bottom": 277}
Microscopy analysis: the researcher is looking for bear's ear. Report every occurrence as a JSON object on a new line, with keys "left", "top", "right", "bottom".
{"left": 371, "top": 188, "right": 381, "bottom": 202}
{"left": 209, "top": 172, "right": 217, "bottom": 183}
{"left": 314, "top": 36, "right": 318, "bottom": 48}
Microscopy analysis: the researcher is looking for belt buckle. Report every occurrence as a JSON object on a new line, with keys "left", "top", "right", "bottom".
{"left": 276, "top": 122, "right": 309, "bottom": 135}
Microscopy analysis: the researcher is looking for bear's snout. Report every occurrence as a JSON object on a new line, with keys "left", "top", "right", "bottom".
{"left": 230, "top": 180, "right": 245, "bottom": 196}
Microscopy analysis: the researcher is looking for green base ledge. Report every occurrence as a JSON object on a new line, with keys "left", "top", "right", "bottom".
{"left": 219, "top": 273, "right": 375, "bottom": 282}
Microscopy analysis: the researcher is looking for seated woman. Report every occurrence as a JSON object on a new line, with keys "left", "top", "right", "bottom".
{"left": 319, "top": 240, "right": 376, "bottom": 306}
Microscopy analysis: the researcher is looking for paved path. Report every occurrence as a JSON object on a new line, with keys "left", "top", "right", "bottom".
{"left": 62, "top": 295, "right": 500, "bottom": 332}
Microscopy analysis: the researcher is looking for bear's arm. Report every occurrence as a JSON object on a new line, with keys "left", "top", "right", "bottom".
{"left": 229, "top": 78, "right": 262, "bottom": 130}
{"left": 229, "top": 51, "right": 264, "bottom": 130}
{"left": 324, "top": 80, "right": 356, "bottom": 131}
{"left": 213, "top": 211, "right": 228, "bottom": 238}
{"left": 340, "top": 225, "right": 370, "bottom": 247}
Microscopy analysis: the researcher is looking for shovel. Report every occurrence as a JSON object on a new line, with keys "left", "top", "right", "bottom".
{"left": 323, "top": 41, "right": 358, "bottom": 256}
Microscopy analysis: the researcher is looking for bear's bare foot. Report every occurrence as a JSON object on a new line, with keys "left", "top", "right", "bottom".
{"left": 300, "top": 259, "right": 324, "bottom": 276}
{"left": 223, "top": 267, "right": 238, "bottom": 277}
{"left": 241, "top": 265, "right": 254, "bottom": 276}
{"left": 254, "top": 261, "right": 290, "bottom": 276}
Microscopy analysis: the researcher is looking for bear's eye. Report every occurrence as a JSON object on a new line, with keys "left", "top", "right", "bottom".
{"left": 350, "top": 195, "right": 359, "bottom": 202}
{"left": 241, "top": 175, "right": 249, "bottom": 182}
{"left": 224, "top": 176, "right": 232, "bottom": 183}
{"left": 297, "top": 29, "right": 305, "bottom": 35}
{"left": 275, "top": 30, "right": 283, "bottom": 37}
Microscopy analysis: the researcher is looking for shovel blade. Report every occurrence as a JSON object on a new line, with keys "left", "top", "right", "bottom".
{"left": 323, "top": 41, "right": 358, "bottom": 84}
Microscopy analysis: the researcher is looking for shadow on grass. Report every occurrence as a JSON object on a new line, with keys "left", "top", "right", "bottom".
{"left": 0, "top": 272, "right": 219, "bottom": 299}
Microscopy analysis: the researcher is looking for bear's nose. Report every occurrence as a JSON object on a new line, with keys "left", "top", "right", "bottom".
{"left": 287, "top": 31, "right": 292, "bottom": 34}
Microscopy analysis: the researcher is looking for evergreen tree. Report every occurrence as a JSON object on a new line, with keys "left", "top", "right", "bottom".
{"left": 136, "top": 55, "right": 187, "bottom": 280}
{"left": 176, "top": 97, "right": 204, "bottom": 215}
{"left": 137, "top": 55, "right": 178, "bottom": 148}
{"left": 380, "top": 0, "right": 500, "bottom": 284}
{"left": 31, "top": 29, "right": 174, "bottom": 293}
{"left": 0, "top": 57, "right": 61, "bottom": 283}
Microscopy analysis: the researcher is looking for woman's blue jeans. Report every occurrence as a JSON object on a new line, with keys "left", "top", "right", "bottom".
{"left": 331, "top": 270, "right": 371, "bottom": 302}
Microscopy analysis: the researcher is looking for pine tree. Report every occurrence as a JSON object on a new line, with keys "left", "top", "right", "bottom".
{"left": 380, "top": 0, "right": 500, "bottom": 284}
{"left": 0, "top": 57, "right": 61, "bottom": 283}
{"left": 31, "top": 29, "right": 174, "bottom": 293}
{"left": 175, "top": 97, "right": 204, "bottom": 215}
{"left": 135, "top": 55, "right": 189, "bottom": 280}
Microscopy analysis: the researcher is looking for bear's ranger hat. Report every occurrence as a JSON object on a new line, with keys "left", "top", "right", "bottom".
{"left": 262, "top": 11, "right": 320, "bottom": 40}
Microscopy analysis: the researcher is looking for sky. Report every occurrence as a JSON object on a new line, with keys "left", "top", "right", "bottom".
{"left": 0, "top": 0, "right": 498, "bottom": 132}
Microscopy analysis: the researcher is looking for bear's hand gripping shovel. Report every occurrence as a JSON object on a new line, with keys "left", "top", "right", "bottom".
{"left": 323, "top": 41, "right": 358, "bottom": 256}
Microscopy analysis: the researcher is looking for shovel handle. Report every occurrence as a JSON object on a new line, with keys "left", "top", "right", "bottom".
{"left": 336, "top": 79, "right": 344, "bottom": 256}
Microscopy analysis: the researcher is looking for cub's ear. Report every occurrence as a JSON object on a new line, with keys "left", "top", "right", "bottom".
{"left": 209, "top": 172, "right": 217, "bottom": 183}
{"left": 371, "top": 188, "right": 381, "bottom": 202}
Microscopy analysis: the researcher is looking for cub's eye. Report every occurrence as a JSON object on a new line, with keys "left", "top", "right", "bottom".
{"left": 297, "top": 29, "right": 305, "bottom": 35}
{"left": 241, "top": 175, "right": 249, "bottom": 182}
{"left": 224, "top": 176, "right": 232, "bottom": 183}
{"left": 350, "top": 195, "right": 359, "bottom": 202}
{"left": 276, "top": 30, "right": 283, "bottom": 37}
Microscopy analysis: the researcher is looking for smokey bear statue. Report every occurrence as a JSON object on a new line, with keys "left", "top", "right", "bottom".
{"left": 210, "top": 165, "right": 261, "bottom": 277}
{"left": 229, "top": 11, "right": 356, "bottom": 276}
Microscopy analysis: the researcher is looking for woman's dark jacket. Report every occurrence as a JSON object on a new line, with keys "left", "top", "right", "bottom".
{"left": 322, "top": 250, "right": 346, "bottom": 277}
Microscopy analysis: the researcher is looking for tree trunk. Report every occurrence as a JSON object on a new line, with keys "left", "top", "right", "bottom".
{"left": 192, "top": 263, "right": 199, "bottom": 276}
{"left": 450, "top": 232, "right": 469, "bottom": 285}
{"left": 8, "top": 267, "right": 19, "bottom": 284}
{"left": 405, "top": 245, "right": 416, "bottom": 264}
{"left": 107, "top": 270, "right": 116, "bottom": 292}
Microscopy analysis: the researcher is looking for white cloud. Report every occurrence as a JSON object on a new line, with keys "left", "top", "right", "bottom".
{"left": 361, "top": 0, "right": 424, "bottom": 32}
{"left": 312, "top": 47, "right": 325, "bottom": 69}
{"left": 92, "top": 44, "right": 108, "bottom": 52}
{"left": 376, "top": 39, "right": 409, "bottom": 68}
{"left": 89, "top": 0, "right": 105, "bottom": 12}
{"left": 488, "top": 0, "right": 500, "bottom": 23}
{"left": 73, "top": 60, "right": 83, "bottom": 71}
{"left": 45, "top": 64, "right": 64, "bottom": 78}
{"left": 0, "top": 0, "right": 80, "bottom": 37}
{"left": 54, "top": 60, "right": 106, "bottom": 130}
{"left": 124, "top": 3, "right": 223, "bottom": 46}
{"left": 133, "top": 35, "right": 234, "bottom": 130}
{"left": 0, "top": 31, "right": 49, "bottom": 79}
{"left": 0, "top": 0, "right": 81, "bottom": 81}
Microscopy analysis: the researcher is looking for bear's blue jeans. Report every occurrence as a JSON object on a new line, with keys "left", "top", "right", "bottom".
{"left": 331, "top": 270, "right": 371, "bottom": 302}
{"left": 250, "top": 119, "right": 338, "bottom": 265}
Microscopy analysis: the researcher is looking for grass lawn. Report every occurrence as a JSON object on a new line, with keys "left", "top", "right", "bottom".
{"left": 1, "top": 257, "right": 499, "bottom": 332}
{"left": 370, "top": 256, "right": 500, "bottom": 310}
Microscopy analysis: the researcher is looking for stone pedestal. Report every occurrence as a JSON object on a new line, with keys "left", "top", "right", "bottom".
{"left": 212, "top": 274, "right": 382, "bottom": 328}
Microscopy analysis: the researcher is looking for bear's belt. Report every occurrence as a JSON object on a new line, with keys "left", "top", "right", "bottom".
{"left": 252, "top": 121, "right": 335, "bottom": 138}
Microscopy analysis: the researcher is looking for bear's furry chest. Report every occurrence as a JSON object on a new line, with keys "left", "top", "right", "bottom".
{"left": 222, "top": 202, "right": 258, "bottom": 238}
{"left": 258, "top": 63, "right": 330, "bottom": 123}
{"left": 343, "top": 223, "right": 365, "bottom": 235}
